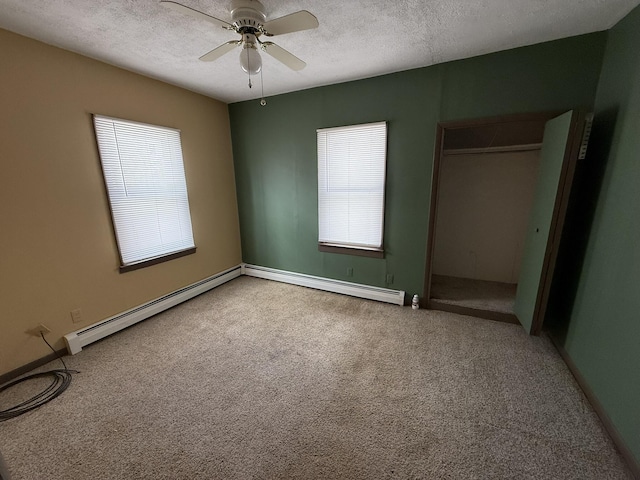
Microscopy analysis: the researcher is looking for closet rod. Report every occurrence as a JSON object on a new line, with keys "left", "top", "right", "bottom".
{"left": 443, "top": 143, "right": 542, "bottom": 156}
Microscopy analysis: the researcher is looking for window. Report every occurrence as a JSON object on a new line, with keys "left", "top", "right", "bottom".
{"left": 93, "top": 115, "right": 195, "bottom": 272}
{"left": 317, "top": 121, "right": 387, "bottom": 257}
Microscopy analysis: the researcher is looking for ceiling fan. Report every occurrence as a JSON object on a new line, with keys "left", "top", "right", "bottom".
{"left": 161, "top": 0, "right": 319, "bottom": 80}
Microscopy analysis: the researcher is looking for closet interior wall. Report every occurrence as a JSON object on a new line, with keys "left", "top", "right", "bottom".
{"left": 432, "top": 148, "right": 541, "bottom": 284}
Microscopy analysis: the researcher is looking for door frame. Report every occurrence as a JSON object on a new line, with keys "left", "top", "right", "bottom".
{"left": 422, "top": 111, "right": 567, "bottom": 330}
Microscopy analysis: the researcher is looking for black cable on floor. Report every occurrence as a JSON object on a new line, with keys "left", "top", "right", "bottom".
{"left": 0, "top": 333, "right": 77, "bottom": 422}
{"left": 40, "top": 332, "right": 68, "bottom": 371}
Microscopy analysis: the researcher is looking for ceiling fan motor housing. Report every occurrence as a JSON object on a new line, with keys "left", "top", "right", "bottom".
{"left": 230, "top": 0, "right": 266, "bottom": 32}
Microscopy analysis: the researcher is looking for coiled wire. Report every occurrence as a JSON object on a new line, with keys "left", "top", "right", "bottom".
{"left": 0, "top": 333, "right": 77, "bottom": 422}
{"left": 0, "top": 370, "right": 76, "bottom": 421}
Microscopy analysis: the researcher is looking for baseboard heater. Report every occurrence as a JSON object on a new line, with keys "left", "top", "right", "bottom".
{"left": 64, "top": 263, "right": 405, "bottom": 355}
{"left": 64, "top": 265, "right": 242, "bottom": 355}
{"left": 242, "top": 264, "right": 405, "bottom": 306}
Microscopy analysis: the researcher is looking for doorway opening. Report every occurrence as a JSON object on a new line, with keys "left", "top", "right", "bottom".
{"left": 423, "top": 111, "right": 588, "bottom": 333}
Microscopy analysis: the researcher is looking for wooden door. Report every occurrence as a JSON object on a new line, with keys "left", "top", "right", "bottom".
{"left": 514, "top": 110, "right": 591, "bottom": 335}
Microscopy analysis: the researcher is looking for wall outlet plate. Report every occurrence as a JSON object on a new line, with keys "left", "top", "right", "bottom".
{"left": 27, "top": 324, "right": 51, "bottom": 336}
{"left": 70, "top": 309, "right": 83, "bottom": 324}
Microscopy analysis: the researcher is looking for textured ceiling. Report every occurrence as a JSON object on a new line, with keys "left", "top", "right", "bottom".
{"left": 1, "top": 0, "right": 638, "bottom": 104}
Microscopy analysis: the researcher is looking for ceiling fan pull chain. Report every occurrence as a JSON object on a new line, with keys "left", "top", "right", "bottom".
{"left": 260, "top": 68, "right": 266, "bottom": 106}
{"left": 247, "top": 47, "right": 253, "bottom": 88}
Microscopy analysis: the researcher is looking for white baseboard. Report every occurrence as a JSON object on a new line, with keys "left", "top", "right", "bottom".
{"left": 64, "top": 265, "right": 242, "bottom": 355}
{"left": 64, "top": 263, "right": 405, "bottom": 355}
{"left": 242, "top": 264, "right": 406, "bottom": 306}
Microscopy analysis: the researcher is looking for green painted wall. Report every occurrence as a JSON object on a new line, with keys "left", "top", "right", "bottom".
{"left": 230, "top": 33, "right": 605, "bottom": 299}
{"left": 551, "top": 5, "right": 640, "bottom": 466}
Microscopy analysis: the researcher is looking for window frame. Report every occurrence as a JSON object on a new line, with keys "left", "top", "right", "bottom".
{"left": 92, "top": 114, "right": 196, "bottom": 273}
{"left": 316, "top": 121, "right": 388, "bottom": 258}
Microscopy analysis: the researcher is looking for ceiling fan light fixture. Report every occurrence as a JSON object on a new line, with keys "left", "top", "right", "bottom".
{"left": 240, "top": 44, "right": 262, "bottom": 75}
{"left": 239, "top": 33, "right": 262, "bottom": 75}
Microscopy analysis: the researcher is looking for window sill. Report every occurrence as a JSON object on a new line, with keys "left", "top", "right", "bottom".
{"left": 119, "top": 247, "right": 196, "bottom": 273}
{"left": 318, "top": 243, "right": 384, "bottom": 259}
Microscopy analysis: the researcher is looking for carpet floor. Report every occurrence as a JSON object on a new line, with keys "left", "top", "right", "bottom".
{"left": 0, "top": 276, "right": 633, "bottom": 479}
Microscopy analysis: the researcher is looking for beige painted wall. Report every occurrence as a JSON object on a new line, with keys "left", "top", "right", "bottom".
{"left": 0, "top": 29, "right": 242, "bottom": 376}
{"left": 432, "top": 150, "right": 539, "bottom": 283}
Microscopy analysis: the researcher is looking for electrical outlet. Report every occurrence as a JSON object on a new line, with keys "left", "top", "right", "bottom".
{"left": 347, "top": 267, "right": 353, "bottom": 277}
{"left": 386, "top": 273, "right": 394, "bottom": 284}
{"left": 70, "top": 308, "right": 83, "bottom": 324}
{"left": 27, "top": 324, "right": 51, "bottom": 336}
{"left": 37, "top": 324, "right": 51, "bottom": 335}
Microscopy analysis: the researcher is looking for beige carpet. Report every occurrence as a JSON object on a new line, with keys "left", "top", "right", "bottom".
{"left": 430, "top": 274, "right": 518, "bottom": 315}
{"left": 0, "top": 277, "right": 633, "bottom": 479}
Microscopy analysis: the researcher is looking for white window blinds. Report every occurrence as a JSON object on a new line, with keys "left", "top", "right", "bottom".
{"left": 93, "top": 115, "right": 195, "bottom": 268}
{"left": 317, "top": 121, "right": 387, "bottom": 250}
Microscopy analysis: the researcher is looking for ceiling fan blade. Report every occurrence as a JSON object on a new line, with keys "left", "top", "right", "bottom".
{"left": 199, "top": 40, "right": 240, "bottom": 62}
{"left": 261, "top": 42, "right": 306, "bottom": 71}
{"left": 160, "top": 1, "right": 233, "bottom": 30}
{"left": 263, "top": 11, "right": 319, "bottom": 36}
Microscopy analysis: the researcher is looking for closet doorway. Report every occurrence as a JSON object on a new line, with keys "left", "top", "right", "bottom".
{"left": 423, "top": 111, "right": 591, "bottom": 335}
